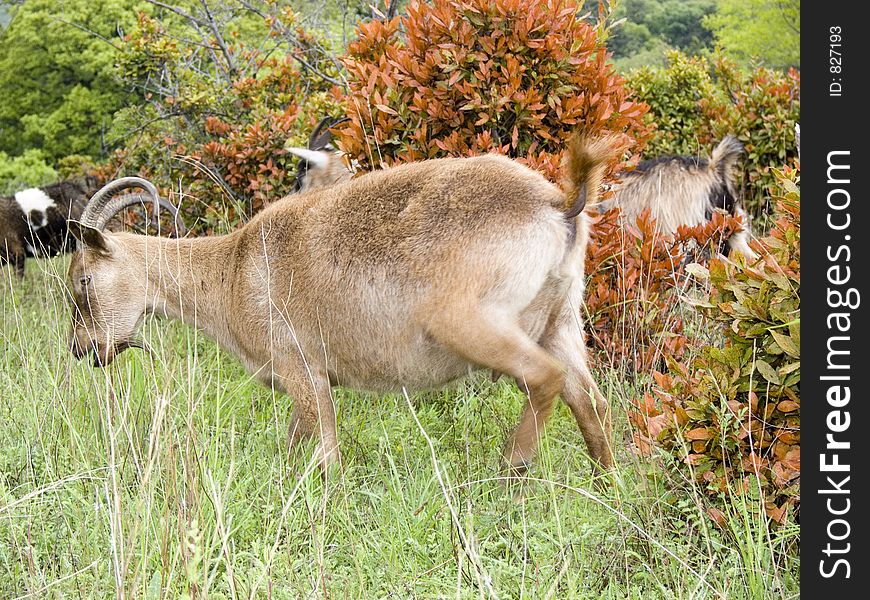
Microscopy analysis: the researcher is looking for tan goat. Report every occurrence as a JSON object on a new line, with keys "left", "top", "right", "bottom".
{"left": 67, "top": 137, "right": 617, "bottom": 475}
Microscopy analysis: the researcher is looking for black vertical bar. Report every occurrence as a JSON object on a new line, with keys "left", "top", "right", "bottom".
{"left": 803, "top": 3, "right": 869, "bottom": 595}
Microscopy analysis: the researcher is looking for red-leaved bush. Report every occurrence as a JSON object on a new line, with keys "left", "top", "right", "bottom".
{"left": 584, "top": 208, "right": 743, "bottom": 372}
{"left": 336, "top": 0, "right": 652, "bottom": 182}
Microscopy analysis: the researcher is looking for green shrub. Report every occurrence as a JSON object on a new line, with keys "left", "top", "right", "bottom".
{"left": 0, "top": 149, "right": 57, "bottom": 195}
{"left": 708, "top": 55, "right": 800, "bottom": 219}
{"left": 622, "top": 51, "right": 722, "bottom": 156}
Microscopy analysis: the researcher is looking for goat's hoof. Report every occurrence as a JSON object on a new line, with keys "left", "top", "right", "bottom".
{"left": 313, "top": 444, "right": 342, "bottom": 479}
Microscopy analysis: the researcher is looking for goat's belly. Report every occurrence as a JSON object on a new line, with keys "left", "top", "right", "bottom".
{"left": 318, "top": 295, "right": 562, "bottom": 393}
{"left": 324, "top": 331, "right": 475, "bottom": 393}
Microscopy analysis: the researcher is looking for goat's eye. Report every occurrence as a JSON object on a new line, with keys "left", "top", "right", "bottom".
{"left": 79, "top": 275, "right": 92, "bottom": 288}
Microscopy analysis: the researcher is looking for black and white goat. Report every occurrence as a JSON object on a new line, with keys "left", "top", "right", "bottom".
{"left": 1, "top": 177, "right": 94, "bottom": 276}
{"left": 600, "top": 135, "right": 758, "bottom": 259}
{"left": 2, "top": 176, "right": 179, "bottom": 278}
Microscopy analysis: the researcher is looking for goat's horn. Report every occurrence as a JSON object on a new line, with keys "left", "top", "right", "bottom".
{"left": 308, "top": 117, "right": 334, "bottom": 148}
{"left": 80, "top": 177, "right": 179, "bottom": 232}
{"left": 308, "top": 116, "right": 351, "bottom": 150}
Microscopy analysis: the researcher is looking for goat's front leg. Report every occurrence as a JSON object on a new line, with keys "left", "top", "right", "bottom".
{"left": 274, "top": 358, "right": 340, "bottom": 473}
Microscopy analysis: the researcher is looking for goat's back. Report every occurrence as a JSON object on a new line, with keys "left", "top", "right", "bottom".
{"left": 254, "top": 155, "right": 567, "bottom": 268}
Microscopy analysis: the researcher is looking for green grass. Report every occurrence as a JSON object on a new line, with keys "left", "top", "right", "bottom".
{"left": 1, "top": 257, "right": 798, "bottom": 598}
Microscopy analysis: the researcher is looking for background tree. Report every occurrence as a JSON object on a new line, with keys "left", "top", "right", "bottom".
{"left": 0, "top": 149, "right": 56, "bottom": 194}
{"left": 703, "top": 0, "right": 800, "bottom": 69}
{"left": 0, "top": 0, "right": 146, "bottom": 160}
{"left": 607, "top": 0, "right": 717, "bottom": 69}
{"left": 108, "top": 1, "right": 348, "bottom": 226}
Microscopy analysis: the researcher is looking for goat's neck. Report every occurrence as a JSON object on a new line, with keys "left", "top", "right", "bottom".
{"left": 136, "top": 233, "right": 238, "bottom": 339}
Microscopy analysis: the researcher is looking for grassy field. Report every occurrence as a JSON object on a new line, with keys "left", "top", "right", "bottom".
{"left": 0, "top": 256, "right": 798, "bottom": 599}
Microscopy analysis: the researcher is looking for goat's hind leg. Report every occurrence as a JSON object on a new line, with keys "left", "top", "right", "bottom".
{"left": 542, "top": 315, "right": 614, "bottom": 472}
{"left": 423, "top": 305, "right": 564, "bottom": 475}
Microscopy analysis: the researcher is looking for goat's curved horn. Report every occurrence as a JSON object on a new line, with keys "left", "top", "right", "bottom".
{"left": 308, "top": 116, "right": 351, "bottom": 150}
{"left": 308, "top": 117, "right": 334, "bottom": 149}
{"left": 80, "top": 177, "right": 180, "bottom": 233}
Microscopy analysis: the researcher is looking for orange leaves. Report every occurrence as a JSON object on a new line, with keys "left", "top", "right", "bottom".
{"left": 336, "top": 0, "right": 651, "bottom": 176}
{"left": 686, "top": 427, "right": 714, "bottom": 441}
{"left": 583, "top": 207, "right": 741, "bottom": 372}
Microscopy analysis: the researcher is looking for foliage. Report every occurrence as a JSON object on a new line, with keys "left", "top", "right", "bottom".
{"left": 622, "top": 50, "right": 722, "bottom": 156}
{"left": 110, "top": 4, "right": 344, "bottom": 228}
{"left": 704, "top": 0, "right": 800, "bottom": 70}
{"left": 55, "top": 154, "right": 98, "bottom": 181}
{"left": 0, "top": 0, "right": 144, "bottom": 160}
{"left": 709, "top": 55, "right": 800, "bottom": 219}
{"left": 624, "top": 50, "right": 800, "bottom": 218}
{"left": 608, "top": 0, "right": 716, "bottom": 62}
{"left": 337, "top": 0, "right": 653, "bottom": 183}
{"left": 0, "top": 149, "right": 57, "bottom": 195}
{"left": 630, "top": 165, "right": 800, "bottom": 523}
{"left": 584, "top": 207, "right": 742, "bottom": 372}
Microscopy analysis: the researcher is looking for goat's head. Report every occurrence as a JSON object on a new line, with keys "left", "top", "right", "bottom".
{"left": 66, "top": 177, "right": 178, "bottom": 366}
{"left": 288, "top": 116, "right": 354, "bottom": 192}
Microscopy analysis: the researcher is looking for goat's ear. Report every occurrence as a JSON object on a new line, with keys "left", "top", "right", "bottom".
{"left": 286, "top": 147, "right": 332, "bottom": 171}
{"left": 68, "top": 220, "right": 115, "bottom": 255}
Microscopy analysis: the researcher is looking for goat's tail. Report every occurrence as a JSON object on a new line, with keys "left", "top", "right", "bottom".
{"left": 709, "top": 135, "right": 744, "bottom": 183}
{"left": 561, "top": 134, "right": 621, "bottom": 218}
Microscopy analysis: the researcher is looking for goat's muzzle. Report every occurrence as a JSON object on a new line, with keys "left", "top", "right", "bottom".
{"left": 70, "top": 336, "right": 148, "bottom": 367}
{"left": 69, "top": 336, "right": 91, "bottom": 361}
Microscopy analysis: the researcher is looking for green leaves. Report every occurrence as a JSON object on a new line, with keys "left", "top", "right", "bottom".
{"left": 0, "top": 0, "right": 144, "bottom": 161}
{"left": 0, "top": 150, "right": 58, "bottom": 195}
{"left": 102, "top": 5, "right": 348, "bottom": 228}
{"left": 703, "top": 0, "right": 799, "bottom": 70}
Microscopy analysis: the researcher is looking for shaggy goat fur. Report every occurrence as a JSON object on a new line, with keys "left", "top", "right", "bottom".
{"left": 601, "top": 136, "right": 757, "bottom": 259}
{"left": 67, "top": 136, "right": 618, "bottom": 476}
{"left": 0, "top": 197, "right": 31, "bottom": 277}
